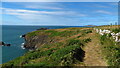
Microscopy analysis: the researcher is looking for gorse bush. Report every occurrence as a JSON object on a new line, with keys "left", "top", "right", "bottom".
{"left": 85, "top": 30, "right": 92, "bottom": 34}
{"left": 50, "top": 45, "right": 80, "bottom": 63}
{"left": 77, "top": 35, "right": 81, "bottom": 38}
{"left": 112, "top": 28, "right": 120, "bottom": 33}
{"left": 3, "top": 28, "right": 94, "bottom": 67}
{"left": 27, "top": 30, "right": 43, "bottom": 37}
{"left": 2, "top": 38, "right": 85, "bottom": 67}
{"left": 45, "top": 30, "right": 81, "bottom": 37}
{"left": 66, "top": 39, "right": 83, "bottom": 46}
{"left": 100, "top": 34, "right": 120, "bottom": 66}
{"left": 82, "top": 38, "right": 91, "bottom": 43}
{"left": 100, "top": 34, "right": 106, "bottom": 41}
{"left": 60, "top": 52, "right": 74, "bottom": 66}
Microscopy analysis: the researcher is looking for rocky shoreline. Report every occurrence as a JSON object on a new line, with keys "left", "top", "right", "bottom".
{"left": 20, "top": 27, "right": 120, "bottom": 50}
{"left": 2, "top": 25, "right": 120, "bottom": 67}
{"left": 0, "top": 41, "right": 11, "bottom": 46}
{"left": 20, "top": 28, "right": 49, "bottom": 50}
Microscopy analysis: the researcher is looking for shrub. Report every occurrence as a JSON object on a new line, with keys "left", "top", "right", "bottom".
{"left": 60, "top": 52, "right": 74, "bottom": 66}
{"left": 27, "top": 30, "right": 43, "bottom": 37}
{"left": 66, "top": 39, "right": 83, "bottom": 46}
{"left": 45, "top": 30, "right": 81, "bottom": 37}
{"left": 112, "top": 28, "right": 120, "bottom": 33}
{"left": 82, "top": 38, "right": 91, "bottom": 43}
{"left": 85, "top": 30, "right": 92, "bottom": 34}
{"left": 77, "top": 35, "right": 81, "bottom": 38}
{"left": 100, "top": 34, "right": 120, "bottom": 66}
{"left": 50, "top": 45, "right": 80, "bottom": 65}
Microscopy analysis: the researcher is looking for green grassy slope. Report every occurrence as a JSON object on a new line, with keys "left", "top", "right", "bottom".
{"left": 2, "top": 27, "right": 92, "bottom": 67}
{"left": 99, "top": 28, "right": 120, "bottom": 66}
{"left": 2, "top": 25, "right": 120, "bottom": 67}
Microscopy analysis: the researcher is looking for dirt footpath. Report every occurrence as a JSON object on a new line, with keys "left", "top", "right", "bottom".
{"left": 83, "top": 31, "right": 108, "bottom": 66}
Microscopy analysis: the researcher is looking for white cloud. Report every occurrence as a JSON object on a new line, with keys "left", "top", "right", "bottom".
{"left": 26, "top": 5, "right": 63, "bottom": 10}
{"left": 96, "top": 10, "right": 113, "bottom": 15}
{"left": 2, "top": 7, "right": 87, "bottom": 17}
{"left": 6, "top": 9, "right": 39, "bottom": 13}
{"left": 109, "top": 2, "right": 118, "bottom": 5}
{"left": 1, "top": 7, "right": 87, "bottom": 25}
{"left": 2, "top": 0, "right": 120, "bottom": 2}
{"left": 95, "top": 5, "right": 109, "bottom": 8}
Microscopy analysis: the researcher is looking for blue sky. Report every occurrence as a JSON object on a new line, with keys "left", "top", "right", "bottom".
{"left": 1, "top": 2, "right": 118, "bottom": 26}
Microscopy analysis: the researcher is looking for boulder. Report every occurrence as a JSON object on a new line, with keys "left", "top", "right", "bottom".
{"left": 0, "top": 41, "right": 11, "bottom": 46}
{"left": 20, "top": 34, "right": 26, "bottom": 38}
{"left": 4, "top": 44, "right": 11, "bottom": 46}
{"left": 0, "top": 42, "right": 5, "bottom": 45}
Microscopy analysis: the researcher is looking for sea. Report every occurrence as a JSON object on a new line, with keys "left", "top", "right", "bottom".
{"left": 1, "top": 25, "right": 89, "bottom": 64}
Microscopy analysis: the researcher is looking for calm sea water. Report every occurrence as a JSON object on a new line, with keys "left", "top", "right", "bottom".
{"left": 1, "top": 25, "right": 87, "bottom": 64}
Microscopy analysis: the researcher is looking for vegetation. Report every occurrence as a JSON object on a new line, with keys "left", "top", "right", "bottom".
{"left": 27, "top": 30, "right": 44, "bottom": 37}
{"left": 27, "top": 28, "right": 92, "bottom": 38}
{"left": 112, "top": 28, "right": 120, "bottom": 33}
{"left": 2, "top": 27, "right": 93, "bottom": 67}
{"left": 100, "top": 28, "right": 120, "bottom": 66}
{"left": 82, "top": 38, "right": 91, "bottom": 43}
{"left": 66, "top": 39, "right": 83, "bottom": 46}
{"left": 2, "top": 39, "right": 84, "bottom": 67}
{"left": 45, "top": 30, "right": 81, "bottom": 37}
{"left": 3, "top": 26, "right": 120, "bottom": 67}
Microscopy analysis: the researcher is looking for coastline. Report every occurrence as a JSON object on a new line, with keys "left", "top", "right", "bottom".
{"left": 2, "top": 25, "right": 120, "bottom": 67}
{"left": 2, "top": 25, "right": 91, "bottom": 64}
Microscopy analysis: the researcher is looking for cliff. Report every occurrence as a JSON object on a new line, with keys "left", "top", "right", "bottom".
{"left": 23, "top": 28, "right": 92, "bottom": 50}
{"left": 24, "top": 29, "right": 66, "bottom": 50}
{"left": 2, "top": 25, "right": 120, "bottom": 67}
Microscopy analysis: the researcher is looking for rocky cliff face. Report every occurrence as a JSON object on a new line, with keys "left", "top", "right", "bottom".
{"left": 2, "top": 26, "right": 120, "bottom": 67}
{"left": 23, "top": 30, "right": 63, "bottom": 50}
{"left": 2, "top": 27, "right": 94, "bottom": 67}
{"left": 24, "top": 35, "right": 48, "bottom": 50}
{"left": 23, "top": 28, "right": 92, "bottom": 50}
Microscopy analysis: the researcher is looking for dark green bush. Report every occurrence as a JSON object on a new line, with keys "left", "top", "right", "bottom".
{"left": 85, "top": 30, "right": 92, "bottom": 34}
{"left": 112, "top": 28, "right": 120, "bottom": 33}
{"left": 45, "top": 29, "right": 81, "bottom": 37}
{"left": 77, "top": 35, "right": 81, "bottom": 38}
{"left": 27, "top": 30, "right": 43, "bottom": 37}
{"left": 66, "top": 39, "right": 83, "bottom": 46}
{"left": 50, "top": 45, "right": 80, "bottom": 65}
{"left": 100, "top": 34, "right": 120, "bottom": 66}
{"left": 82, "top": 38, "right": 91, "bottom": 43}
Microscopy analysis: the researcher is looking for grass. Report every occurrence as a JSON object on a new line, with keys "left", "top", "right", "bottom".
{"left": 49, "top": 45, "right": 80, "bottom": 65}
{"left": 82, "top": 38, "right": 91, "bottom": 43}
{"left": 66, "top": 39, "right": 83, "bottom": 46}
{"left": 2, "top": 27, "right": 94, "bottom": 67}
{"left": 45, "top": 30, "right": 81, "bottom": 37}
{"left": 2, "top": 38, "right": 85, "bottom": 67}
{"left": 27, "top": 30, "right": 44, "bottom": 37}
{"left": 27, "top": 28, "right": 92, "bottom": 38}
{"left": 112, "top": 28, "right": 120, "bottom": 33}
{"left": 100, "top": 34, "right": 120, "bottom": 66}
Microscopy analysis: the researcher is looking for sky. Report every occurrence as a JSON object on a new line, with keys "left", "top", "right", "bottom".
{"left": 2, "top": 0, "right": 120, "bottom": 2}
{"left": 1, "top": 2, "right": 118, "bottom": 26}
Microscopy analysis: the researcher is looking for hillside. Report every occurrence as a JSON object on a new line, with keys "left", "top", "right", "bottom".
{"left": 2, "top": 25, "right": 120, "bottom": 67}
